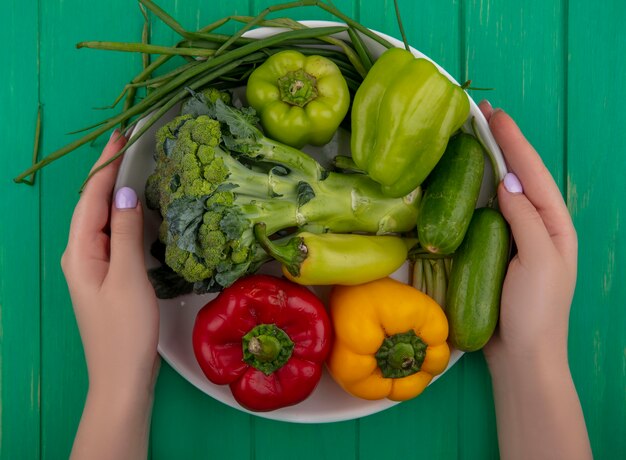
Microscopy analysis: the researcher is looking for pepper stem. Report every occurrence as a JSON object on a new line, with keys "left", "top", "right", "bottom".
{"left": 387, "top": 342, "right": 416, "bottom": 370}
{"left": 242, "top": 324, "right": 294, "bottom": 375}
{"left": 277, "top": 69, "right": 318, "bottom": 107}
{"left": 253, "top": 223, "right": 307, "bottom": 277}
{"left": 248, "top": 335, "right": 282, "bottom": 362}
{"left": 375, "top": 330, "right": 427, "bottom": 379}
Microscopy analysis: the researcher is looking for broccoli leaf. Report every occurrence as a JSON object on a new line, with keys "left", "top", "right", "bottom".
{"left": 163, "top": 137, "right": 177, "bottom": 157}
{"left": 270, "top": 165, "right": 289, "bottom": 176}
{"left": 181, "top": 87, "right": 233, "bottom": 118}
{"left": 148, "top": 265, "right": 194, "bottom": 299}
{"left": 181, "top": 87, "right": 213, "bottom": 117}
{"left": 214, "top": 99, "right": 263, "bottom": 155}
{"left": 193, "top": 277, "right": 224, "bottom": 294}
{"left": 215, "top": 183, "right": 238, "bottom": 192}
{"left": 169, "top": 174, "right": 181, "bottom": 192}
{"left": 166, "top": 197, "right": 207, "bottom": 254}
{"left": 297, "top": 181, "right": 316, "bottom": 207}
{"left": 214, "top": 99, "right": 259, "bottom": 137}
{"left": 219, "top": 208, "right": 249, "bottom": 241}
{"left": 215, "top": 260, "right": 252, "bottom": 289}
{"left": 181, "top": 97, "right": 211, "bottom": 118}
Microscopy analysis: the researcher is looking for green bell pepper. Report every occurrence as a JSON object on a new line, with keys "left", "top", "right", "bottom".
{"left": 351, "top": 48, "right": 470, "bottom": 198}
{"left": 246, "top": 50, "right": 350, "bottom": 149}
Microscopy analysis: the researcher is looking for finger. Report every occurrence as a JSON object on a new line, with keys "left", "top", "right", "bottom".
{"left": 109, "top": 187, "right": 147, "bottom": 278}
{"left": 81, "top": 129, "right": 128, "bottom": 212}
{"left": 489, "top": 110, "right": 576, "bottom": 257}
{"left": 478, "top": 100, "right": 494, "bottom": 122}
{"left": 67, "top": 130, "right": 127, "bottom": 254}
{"left": 497, "top": 181, "right": 555, "bottom": 265}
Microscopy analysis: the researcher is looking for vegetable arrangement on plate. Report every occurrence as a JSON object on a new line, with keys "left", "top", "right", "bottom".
{"left": 15, "top": 0, "right": 510, "bottom": 414}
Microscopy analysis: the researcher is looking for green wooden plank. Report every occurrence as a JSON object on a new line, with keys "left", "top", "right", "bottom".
{"left": 359, "top": 363, "right": 462, "bottom": 460}
{"left": 457, "top": 353, "right": 498, "bottom": 460}
{"left": 254, "top": 418, "right": 357, "bottom": 460}
{"left": 465, "top": 0, "right": 567, "bottom": 173}
{"left": 37, "top": 0, "right": 144, "bottom": 457}
{"left": 357, "top": 2, "right": 461, "bottom": 459}
{"left": 0, "top": 0, "right": 41, "bottom": 458}
{"left": 464, "top": 0, "right": 567, "bottom": 186}
{"left": 355, "top": 0, "right": 462, "bottom": 81}
{"left": 151, "top": 363, "right": 251, "bottom": 459}
{"left": 567, "top": 1, "right": 626, "bottom": 459}
{"left": 252, "top": 0, "right": 357, "bottom": 22}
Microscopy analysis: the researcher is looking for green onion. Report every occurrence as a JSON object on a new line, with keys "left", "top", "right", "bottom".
{"left": 14, "top": 0, "right": 389, "bottom": 186}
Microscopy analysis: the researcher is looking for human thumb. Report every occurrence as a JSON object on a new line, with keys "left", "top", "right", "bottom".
{"left": 110, "top": 186, "right": 146, "bottom": 275}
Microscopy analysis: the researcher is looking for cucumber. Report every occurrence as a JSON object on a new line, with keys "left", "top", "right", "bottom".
{"left": 417, "top": 133, "right": 485, "bottom": 254}
{"left": 446, "top": 207, "right": 510, "bottom": 352}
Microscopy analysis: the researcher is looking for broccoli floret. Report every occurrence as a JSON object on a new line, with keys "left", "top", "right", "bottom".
{"left": 198, "top": 227, "right": 227, "bottom": 261}
{"left": 148, "top": 115, "right": 222, "bottom": 212}
{"left": 145, "top": 172, "right": 161, "bottom": 210}
{"left": 146, "top": 89, "right": 421, "bottom": 296}
{"left": 164, "top": 237, "right": 213, "bottom": 283}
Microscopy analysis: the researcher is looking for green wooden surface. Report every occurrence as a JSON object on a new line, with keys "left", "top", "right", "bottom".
{"left": 1, "top": 0, "right": 624, "bottom": 459}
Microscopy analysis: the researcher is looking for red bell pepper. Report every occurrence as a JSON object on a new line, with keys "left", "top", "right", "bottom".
{"left": 192, "top": 274, "right": 332, "bottom": 411}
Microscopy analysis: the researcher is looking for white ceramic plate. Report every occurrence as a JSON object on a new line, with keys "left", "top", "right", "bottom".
{"left": 114, "top": 21, "right": 506, "bottom": 424}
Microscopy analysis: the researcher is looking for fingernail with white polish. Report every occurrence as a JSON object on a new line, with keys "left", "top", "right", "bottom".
{"left": 115, "top": 186, "right": 138, "bottom": 209}
{"left": 503, "top": 172, "right": 523, "bottom": 194}
{"left": 109, "top": 129, "right": 121, "bottom": 142}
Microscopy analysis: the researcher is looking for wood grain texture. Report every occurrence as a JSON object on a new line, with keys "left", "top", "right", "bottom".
{"left": 464, "top": 0, "right": 567, "bottom": 186}
{"left": 567, "top": 1, "right": 626, "bottom": 459}
{"left": 2, "top": 0, "right": 625, "bottom": 459}
{"left": 151, "top": 364, "right": 252, "bottom": 460}
{"left": 0, "top": 0, "right": 41, "bottom": 458}
{"left": 38, "top": 0, "right": 144, "bottom": 457}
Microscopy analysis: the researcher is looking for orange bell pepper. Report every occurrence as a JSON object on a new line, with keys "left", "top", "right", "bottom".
{"left": 327, "top": 277, "right": 450, "bottom": 401}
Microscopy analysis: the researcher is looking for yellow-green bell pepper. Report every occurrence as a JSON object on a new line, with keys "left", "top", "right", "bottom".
{"left": 246, "top": 50, "right": 350, "bottom": 149}
{"left": 351, "top": 48, "right": 470, "bottom": 198}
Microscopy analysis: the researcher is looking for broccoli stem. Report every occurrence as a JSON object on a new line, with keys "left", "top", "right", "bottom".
{"left": 241, "top": 137, "right": 422, "bottom": 235}
{"left": 256, "top": 136, "right": 324, "bottom": 181}
{"left": 300, "top": 172, "right": 421, "bottom": 235}
{"left": 234, "top": 166, "right": 420, "bottom": 236}
{"left": 238, "top": 200, "right": 299, "bottom": 235}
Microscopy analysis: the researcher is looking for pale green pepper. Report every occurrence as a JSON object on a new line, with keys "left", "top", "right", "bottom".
{"left": 246, "top": 50, "right": 350, "bottom": 148}
{"left": 253, "top": 223, "right": 414, "bottom": 286}
{"left": 351, "top": 48, "right": 470, "bottom": 198}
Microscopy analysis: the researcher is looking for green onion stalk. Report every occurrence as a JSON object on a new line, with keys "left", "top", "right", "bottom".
{"left": 14, "top": 0, "right": 398, "bottom": 188}
{"left": 410, "top": 249, "right": 452, "bottom": 311}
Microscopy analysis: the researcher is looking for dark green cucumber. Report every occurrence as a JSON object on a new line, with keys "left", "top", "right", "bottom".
{"left": 446, "top": 207, "right": 510, "bottom": 352}
{"left": 417, "top": 133, "right": 485, "bottom": 254}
